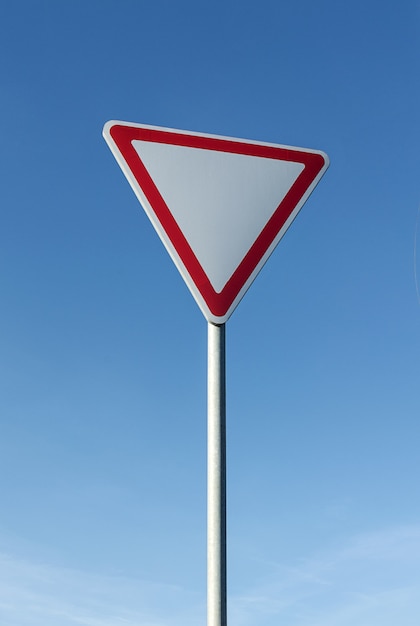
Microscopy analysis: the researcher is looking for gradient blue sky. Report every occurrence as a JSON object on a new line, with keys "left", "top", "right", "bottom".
{"left": 1, "top": 1, "right": 419, "bottom": 625}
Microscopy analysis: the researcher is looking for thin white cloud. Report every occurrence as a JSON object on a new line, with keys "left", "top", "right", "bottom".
{"left": 229, "top": 524, "right": 420, "bottom": 626}
{"left": 0, "top": 553, "right": 204, "bottom": 626}
{"left": 1, "top": 524, "right": 419, "bottom": 626}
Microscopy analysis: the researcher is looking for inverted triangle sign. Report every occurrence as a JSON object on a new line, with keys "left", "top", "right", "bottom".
{"left": 103, "top": 121, "right": 329, "bottom": 323}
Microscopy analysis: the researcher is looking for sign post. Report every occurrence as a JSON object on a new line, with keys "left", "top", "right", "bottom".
{"left": 103, "top": 121, "right": 329, "bottom": 626}
{"left": 208, "top": 322, "right": 226, "bottom": 626}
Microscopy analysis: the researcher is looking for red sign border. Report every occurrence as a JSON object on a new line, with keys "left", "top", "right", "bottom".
{"left": 106, "top": 123, "right": 327, "bottom": 320}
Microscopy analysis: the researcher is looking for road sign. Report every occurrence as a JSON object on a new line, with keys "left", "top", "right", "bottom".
{"left": 103, "top": 121, "right": 329, "bottom": 323}
{"left": 103, "top": 120, "right": 329, "bottom": 626}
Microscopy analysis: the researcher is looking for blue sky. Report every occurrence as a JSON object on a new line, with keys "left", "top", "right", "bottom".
{"left": 0, "top": 1, "right": 419, "bottom": 625}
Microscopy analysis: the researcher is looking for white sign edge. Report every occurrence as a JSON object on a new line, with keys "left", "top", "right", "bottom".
{"left": 103, "top": 120, "right": 330, "bottom": 324}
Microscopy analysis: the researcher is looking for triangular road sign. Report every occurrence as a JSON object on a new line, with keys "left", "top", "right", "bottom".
{"left": 103, "top": 121, "right": 329, "bottom": 324}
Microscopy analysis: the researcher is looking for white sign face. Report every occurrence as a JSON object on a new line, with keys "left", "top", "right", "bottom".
{"left": 103, "top": 121, "right": 329, "bottom": 323}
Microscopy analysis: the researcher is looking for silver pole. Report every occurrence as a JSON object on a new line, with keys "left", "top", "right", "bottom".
{"left": 207, "top": 322, "right": 227, "bottom": 626}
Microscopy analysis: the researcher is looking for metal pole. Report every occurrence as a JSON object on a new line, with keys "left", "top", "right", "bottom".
{"left": 207, "top": 322, "right": 227, "bottom": 626}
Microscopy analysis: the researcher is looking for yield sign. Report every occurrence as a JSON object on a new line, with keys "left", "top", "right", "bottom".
{"left": 103, "top": 121, "right": 329, "bottom": 324}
